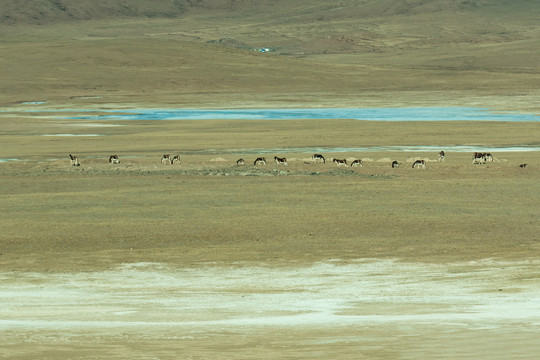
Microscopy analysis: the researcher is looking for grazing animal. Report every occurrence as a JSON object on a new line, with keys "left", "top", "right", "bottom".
{"left": 109, "top": 155, "right": 120, "bottom": 164}
{"left": 412, "top": 159, "right": 426, "bottom": 169}
{"left": 519, "top": 163, "right": 528, "bottom": 168}
{"left": 392, "top": 160, "right": 399, "bottom": 168}
{"left": 473, "top": 152, "right": 494, "bottom": 164}
{"left": 332, "top": 158, "right": 347, "bottom": 167}
{"left": 473, "top": 152, "right": 487, "bottom": 164}
{"left": 312, "top": 154, "right": 326, "bottom": 163}
{"left": 254, "top": 157, "right": 266, "bottom": 165}
{"left": 161, "top": 154, "right": 172, "bottom": 164}
{"left": 236, "top": 158, "right": 245, "bottom": 165}
{"left": 69, "top": 154, "right": 80, "bottom": 166}
{"left": 274, "top": 156, "right": 288, "bottom": 165}
{"left": 172, "top": 155, "right": 181, "bottom": 164}
{"left": 350, "top": 159, "right": 363, "bottom": 167}
{"left": 438, "top": 151, "right": 445, "bottom": 162}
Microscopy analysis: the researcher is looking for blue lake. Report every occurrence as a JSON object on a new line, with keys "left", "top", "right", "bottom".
{"left": 60, "top": 107, "right": 538, "bottom": 122}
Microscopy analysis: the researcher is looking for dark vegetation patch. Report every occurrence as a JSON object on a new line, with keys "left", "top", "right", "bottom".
{"left": 5, "top": 163, "right": 397, "bottom": 179}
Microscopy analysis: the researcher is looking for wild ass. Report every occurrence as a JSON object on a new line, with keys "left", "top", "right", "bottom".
{"left": 254, "top": 157, "right": 267, "bottom": 165}
{"left": 438, "top": 151, "right": 445, "bottom": 162}
{"left": 161, "top": 154, "right": 172, "bottom": 164}
{"left": 69, "top": 154, "right": 80, "bottom": 166}
{"left": 312, "top": 154, "right": 326, "bottom": 163}
{"left": 473, "top": 152, "right": 494, "bottom": 164}
{"left": 109, "top": 155, "right": 120, "bottom": 164}
{"left": 412, "top": 159, "right": 426, "bottom": 169}
{"left": 332, "top": 158, "right": 347, "bottom": 167}
{"left": 274, "top": 156, "right": 288, "bottom": 165}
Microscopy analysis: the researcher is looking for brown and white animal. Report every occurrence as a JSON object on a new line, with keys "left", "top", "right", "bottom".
{"left": 350, "top": 159, "right": 363, "bottom": 167}
{"left": 332, "top": 158, "right": 348, "bottom": 167}
{"left": 171, "top": 155, "right": 181, "bottom": 164}
{"left": 312, "top": 154, "right": 326, "bottom": 163}
{"left": 391, "top": 160, "right": 399, "bottom": 168}
{"left": 519, "top": 163, "right": 528, "bottom": 168}
{"left": 161, "top": 154, "right": 172, "bottom": 164}
{"left": 236, "top": 158, "right": 245, "bottom": 165}
{"left": 254, "top": 157, "right": 266, "bottom": 165}
{"left": 473, "top": 152, "right": 487, "bottom": 164}
{"left": 69, "top": 154, "right": 80, "bottom": 166}
{"left": 472, "top": 152, "right": 494, "bottom": 164}
{"left": 412, "top": 159, "right": 426, "bottom": 169}
{"left": 274, "top": 156, "right": 288, "bottom": 166}
{"left": 109, "top": 155, "right": 120, "bottom": 164}
{"left": 438, "top": 151, "right": 445, "bottom": 162}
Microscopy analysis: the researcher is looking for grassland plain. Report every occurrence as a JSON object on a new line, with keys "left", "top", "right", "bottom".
{"left": 1, "top": 118, "right": 538, "bottom": 269}
{"left": 1, "top": 1, "right": 540, "bottom": 358}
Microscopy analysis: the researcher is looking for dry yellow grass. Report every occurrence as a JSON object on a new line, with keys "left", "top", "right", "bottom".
{"left": 1, "top": 118, "right": 538, "bottom": 271}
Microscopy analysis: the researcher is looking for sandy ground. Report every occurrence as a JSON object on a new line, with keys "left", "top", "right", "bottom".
{"left": 2, "top": 259, "right": 540, "bottom": 359}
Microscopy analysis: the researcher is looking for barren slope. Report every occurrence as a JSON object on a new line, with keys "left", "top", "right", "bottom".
{"left": 0, "top": 0, "right": 540, "bottom": 111}
{"left": 1, "top": 0, "right": 538, "bottom": 110}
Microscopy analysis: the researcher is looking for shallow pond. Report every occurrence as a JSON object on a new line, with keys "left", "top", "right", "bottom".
{"left": 2, "top": 106, "right": 538, "bottom": 121}
{"left": 62, "top": 107, "right": 539, "bottom": 122}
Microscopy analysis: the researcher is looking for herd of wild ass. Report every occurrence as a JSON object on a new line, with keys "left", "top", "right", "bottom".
{"left": 68, "top": 151, "right": 529, "bottom": 169}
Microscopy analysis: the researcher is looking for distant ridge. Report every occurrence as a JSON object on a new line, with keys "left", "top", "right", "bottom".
{"left": 0, "top": 0, "right": 190, "bottom": 24}
{"left": 1, "top": 0, "right": 538, "bottom": 25}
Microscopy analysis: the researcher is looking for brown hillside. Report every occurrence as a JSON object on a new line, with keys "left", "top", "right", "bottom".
{"left": 0, "top": 0, "right": 188, "bottom": 24}
{"left": 0, "top": 0, "right": 538, "bottom": 110}
{"left": 1, "top": 0, "right": 538, "bottom": 24}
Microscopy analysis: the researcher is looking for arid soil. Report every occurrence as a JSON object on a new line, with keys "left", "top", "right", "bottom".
{"left": 2, "top": 118, "right": 539, "bottom": 270}
{"left": 2, "top": 259, "right": 540, "bottom": 359}
{"left": 1, "top": 117, "right": 539, "bottom": 358}
{"left": 1, "top": 1, "right": 539, "bottom": 358}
